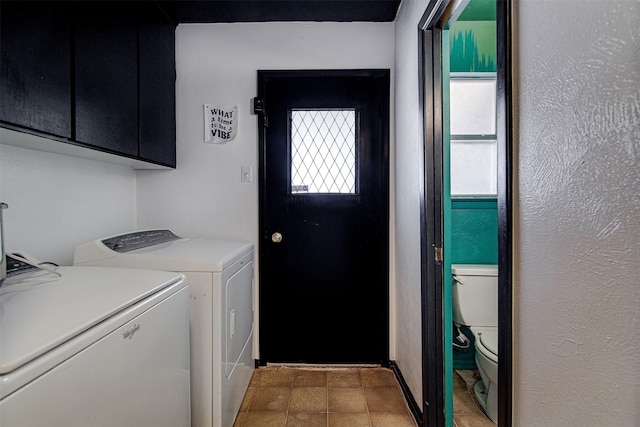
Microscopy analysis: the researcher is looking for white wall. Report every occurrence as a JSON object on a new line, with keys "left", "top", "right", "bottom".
{"left": 0, "top": 144, "right": 137, "bottom": 265}
{"left": 393, "top": 0, "right": 430, "bottom": 406}
{"left": 514, "top": 1, "right": 639, "bottom": 424}
{"left": 136, "top": 22, "right": 396, "bottom": 358}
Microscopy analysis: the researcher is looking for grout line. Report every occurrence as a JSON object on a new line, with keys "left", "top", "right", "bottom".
{"left": 284, "top": 372, "right": 293, "bottom": 426}
{"left": 326, "top": 373, "right": 329, "bottom": 427}
{"left": 360, "top": 368, "right": 373, "bottom": 427}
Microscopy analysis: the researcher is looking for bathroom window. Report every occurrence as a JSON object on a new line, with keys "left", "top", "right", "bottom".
{"left": 450, "top": 75, "right": 497, "bottom": 197}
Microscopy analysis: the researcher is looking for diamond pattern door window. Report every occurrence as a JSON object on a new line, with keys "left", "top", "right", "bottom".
{"left": 290, "top": 109, "right": 357, "bottom": 194}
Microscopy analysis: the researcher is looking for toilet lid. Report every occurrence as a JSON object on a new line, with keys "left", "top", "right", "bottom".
{"left": 478, "top": 330, "right": 498, "bottom": 357}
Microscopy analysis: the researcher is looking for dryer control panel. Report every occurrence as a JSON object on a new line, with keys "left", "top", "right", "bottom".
{"left": 102, "top": 230, "right": 181, "bottom": 253}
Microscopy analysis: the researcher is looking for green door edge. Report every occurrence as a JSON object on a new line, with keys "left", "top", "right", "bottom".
{"left": 442, "top": 29, "right": 454, "bottom": 427}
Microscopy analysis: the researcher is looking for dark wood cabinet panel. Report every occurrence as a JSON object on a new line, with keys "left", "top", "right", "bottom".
{"left": 74, "top": 5, "right": 138, "bottom": 157}
{"left": 139, "top": 5, "right": 177, "bottom": 167}
{"left": 1, "top": 1, "right": 176, "bottom": 168}
{"left": 0, "top": 2, "right": 71, "bottom": 138}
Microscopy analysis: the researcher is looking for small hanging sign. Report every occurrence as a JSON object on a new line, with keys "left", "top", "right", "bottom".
{"left": 204, "top": 104, "right": 238, "bottom": 143}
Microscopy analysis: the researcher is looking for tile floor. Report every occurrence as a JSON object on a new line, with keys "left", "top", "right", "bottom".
{"left": 233, "top": 366, "right": 418, "bottom": 427}
{"left": 453, "top": 370, "right": 495, "bottom": 427}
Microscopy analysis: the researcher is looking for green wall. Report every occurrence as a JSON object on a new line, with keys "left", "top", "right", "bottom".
{"left": 451, "top": 198, "right": 498, "bottom": 264}
{"left": 449, "top": 21, "right": 496, "bottom": 73}
{"left": 458, "top": 0, "right": 496, "bottom": 20}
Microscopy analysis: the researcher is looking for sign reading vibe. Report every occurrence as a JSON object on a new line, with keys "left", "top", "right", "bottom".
{"left": 204, "top": 104, "right": 238, "bottom": 143}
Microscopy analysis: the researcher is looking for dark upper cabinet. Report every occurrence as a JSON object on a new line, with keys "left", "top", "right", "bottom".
{"left": 74, "top": 3, "right": 139, "bottom": 157}
{"left": 1, "top": 1, "right": 176, "bottom": 168}
{"left": 0, "top": 2, "right": 71, "bottom": 138}
{"left": 139, "top": 5, "right": 177, "bottom": 167}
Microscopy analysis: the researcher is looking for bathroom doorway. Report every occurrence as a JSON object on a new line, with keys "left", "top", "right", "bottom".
{"left": 418, "top": 0, "right": 512, "bottom": 426}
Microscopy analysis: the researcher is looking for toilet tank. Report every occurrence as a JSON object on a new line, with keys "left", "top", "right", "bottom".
{"left": 451, "top": 264, "right": 498, "bottom": 327}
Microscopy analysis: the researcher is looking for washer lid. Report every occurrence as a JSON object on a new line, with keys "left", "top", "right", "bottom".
{"left": 123, "top": 238, "right": 253, "bottom": 272}
{"left": 451, "top": 264, "right": 498, "bottom": 276}
{"left": 0, "top": 266, "right": 184, "bottom": 375}
{"left": 478, "top": 330, "right": 498, "bottom": 357}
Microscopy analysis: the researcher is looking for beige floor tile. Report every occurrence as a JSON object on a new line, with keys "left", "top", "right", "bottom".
{"left": 241, "top": 412, "right": 287, "bottom": 427}
{"left": 453, "top": 370, "right": 486, "bottom": 417}
{"left": 329, "top": 412, "right": 371, "bottom": 427}
{"left": 361, "top": 368, "right": 398, "bottom": 388}
{"left": 328, "top": 387, "right": 368, "bottom": 413}
{"left": 453, "top": 413, "right": 495, "bottom": 427}
{"left": 239, "top": 386, "right": 256, "bottom": 412}
{"left": 364, "top": 387, "right": 410, "bottom": 414}
{"left": 238, "top": 367, "right": 419, "bottom": 427}
{"left": 233, "top": 411, "right": 247, "bottom": 427}
{"left": 289, "top": 386, "right": 327, "bottom": 413}
{"left": 453, "top": 371, "right": 468, "bottom": 392}
{"left": 252, "top": 367, "right": 295, "bottom": 387}
{"left": 328, "top": 369, "right": 362, "bottom": 387}
{"left": 369, "top": 412, "right": 417, "bottom": 427}
{"left": 286, "top": 412, "right": 327, "bottom": 427}
{"left": 292, "top": 369, "right": 327, "bottom": 387}
{"left": 456, "top": 370, "right": 480, "bottom": 390}
{"left": 249, "top": 386, "right": 291, "bottom": 412}
{"left": 453, "top": 386, "right": 481, "bottom": 414}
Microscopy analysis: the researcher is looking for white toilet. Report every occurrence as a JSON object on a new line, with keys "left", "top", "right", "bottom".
{"left": 452, "top": 264, "right": 499, "bottom": 424}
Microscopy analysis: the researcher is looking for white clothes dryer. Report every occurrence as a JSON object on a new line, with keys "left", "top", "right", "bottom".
{"left": 73, "top": 230, "right": 254, "bottom": 427}
{"left": 0, "top": 266, "right": 190, "bottom": 427}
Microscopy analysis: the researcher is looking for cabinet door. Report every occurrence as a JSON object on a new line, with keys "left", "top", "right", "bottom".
{"left": 0, "top": 2, "right": 71, "bottom": 138}
{"left": 139, "top": 5, "right": 177, "bottom": 167}
{"left": 74, "top": 4, "right": 138, "bottom": 156}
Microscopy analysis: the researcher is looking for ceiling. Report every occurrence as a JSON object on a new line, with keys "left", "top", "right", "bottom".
{"left": 168, "top": 0, "right": 402, "bottom": 23}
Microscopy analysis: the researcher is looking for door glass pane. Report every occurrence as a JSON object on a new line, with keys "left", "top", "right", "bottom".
{"left": 450, "top": 78, "right": 496, "bottom": 135}
{"left": 450, "top": 139, "right": 497, "bottom": 196}
{"left": 291, "top": 109, "right": 356, "bottom": 194}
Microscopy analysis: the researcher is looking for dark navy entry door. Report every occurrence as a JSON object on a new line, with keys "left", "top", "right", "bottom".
{"left": 258, "top": 70, "right": 390, "bottom": 364}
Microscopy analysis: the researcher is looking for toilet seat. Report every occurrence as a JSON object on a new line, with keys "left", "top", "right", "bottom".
{"left": 476, "top": 330, "right": 498, "bottom": 363}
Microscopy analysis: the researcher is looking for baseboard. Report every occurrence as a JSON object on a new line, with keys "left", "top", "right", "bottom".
{"left": 389, "top": 361, "right": 423, "bottom": 426}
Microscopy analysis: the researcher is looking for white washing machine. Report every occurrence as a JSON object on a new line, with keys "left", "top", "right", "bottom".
{"left": 73, "top": 230, "right": 254, "bottom": 427}
{"left": 0, "top": 265, "right": 190, "bottom": 427}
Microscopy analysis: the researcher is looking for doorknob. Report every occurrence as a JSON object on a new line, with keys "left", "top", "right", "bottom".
{"left": 271, "top": 232, "right": 283, "bottom": 243}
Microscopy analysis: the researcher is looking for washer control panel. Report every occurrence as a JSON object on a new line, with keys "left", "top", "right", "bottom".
{"left": 6, "top": 253, "right": 39, "bottom": 277}
{"left": 102, "top": 230, "right": 181, "bottom": 253}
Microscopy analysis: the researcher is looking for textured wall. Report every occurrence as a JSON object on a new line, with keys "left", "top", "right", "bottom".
{"left": 393, "top": 0, "right": 430, "bottom": 406}
{"left": 515, "top": 1, "right": 640, "bottom": 424}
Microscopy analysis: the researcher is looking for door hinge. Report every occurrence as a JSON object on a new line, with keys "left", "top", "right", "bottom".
{"left": 434, "top": 247, "right": 443, "bottom": 263}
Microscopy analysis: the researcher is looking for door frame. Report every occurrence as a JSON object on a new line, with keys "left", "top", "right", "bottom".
{"left": 418, "top": 1, "right": 513, "bottom": 426}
